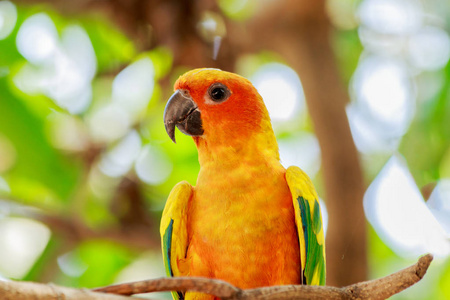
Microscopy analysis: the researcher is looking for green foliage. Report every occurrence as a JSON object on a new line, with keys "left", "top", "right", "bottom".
{"left": 439, "top": 259, "right": 450, "bottom": 299}
{"left": 217, "top": 0, "right": 256, "bottom": 21}
{"left": 0, "top": 78, "right": 81, "bottom": 202}
{"left": 83, "top": 18, "right": 136, "bottom": 73}
{"left": 0, "top": 4, "right": 164, "bottom": 287}
{"left": 400, "top": 61, "right": 450, "bottom": 186}
{"left": 332, "top": 29, "right": 363, "bottom": 84}
{"left": 76, "top": 240, "right": 134, "bottom": 288}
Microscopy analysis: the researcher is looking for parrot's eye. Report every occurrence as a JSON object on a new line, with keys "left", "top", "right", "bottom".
{"left": 208, "top": 83, "right": 230, "bottom": 103}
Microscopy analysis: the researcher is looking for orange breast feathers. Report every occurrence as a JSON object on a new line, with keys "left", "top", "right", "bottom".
{"left": 187, "top": 163, "right": 301, "bottom": 289}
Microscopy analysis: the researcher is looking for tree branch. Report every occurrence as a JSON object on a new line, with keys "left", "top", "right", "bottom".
{"left": 0, "top": 280, "right": 148, "bottom": 300}
{"left": 92, "top": 254, "right": 433, "bottom": 300}
{"left": 342, "top": 253, "right": 433, "bottom": 299}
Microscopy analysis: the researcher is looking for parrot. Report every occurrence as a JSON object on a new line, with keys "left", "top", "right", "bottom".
{"left": 160, "top": 68, "right": 326, "bottom": 300}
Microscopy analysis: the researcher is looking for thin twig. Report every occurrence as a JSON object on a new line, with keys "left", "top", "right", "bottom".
{"left": 93, "top": 277, "right": 240, "bottom": 298}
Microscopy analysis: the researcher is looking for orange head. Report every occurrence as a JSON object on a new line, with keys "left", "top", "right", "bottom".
{"left": 164, "top": 68, "right": 279, "bottom": 164}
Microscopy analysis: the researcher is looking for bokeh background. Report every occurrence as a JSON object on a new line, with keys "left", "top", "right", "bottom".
{"left": 0, "top": 0, "right": 449, "bottom": 299}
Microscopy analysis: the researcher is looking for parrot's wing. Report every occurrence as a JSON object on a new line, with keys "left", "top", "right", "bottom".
{"left": 160, "top": 181, "right": 192, "bottom": 300}
{"left": 286, "top": 166, "right": 326, "bottom": 286}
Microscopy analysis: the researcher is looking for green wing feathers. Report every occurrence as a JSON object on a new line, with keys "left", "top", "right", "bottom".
{"left": 160, "top": 181, "right": 192, "bottom": 299}
{"left": 286, "top": 166, "right": 326, "bottom": 286}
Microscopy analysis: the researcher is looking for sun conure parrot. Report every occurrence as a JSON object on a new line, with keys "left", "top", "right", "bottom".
{"left": 161, "top": 68, "right": 326, "bottom": 300}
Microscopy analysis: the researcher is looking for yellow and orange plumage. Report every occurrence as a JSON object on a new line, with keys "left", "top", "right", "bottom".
{"left": 160, "top": 69, "right": 325, "bottom": 300}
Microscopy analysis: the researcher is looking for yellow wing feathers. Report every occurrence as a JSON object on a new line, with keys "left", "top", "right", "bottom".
{"left": 160, "top": 181, "right": 192, "bottom": 280}
{"left": 286, "top": 166, "right": 326, "bottom": 286}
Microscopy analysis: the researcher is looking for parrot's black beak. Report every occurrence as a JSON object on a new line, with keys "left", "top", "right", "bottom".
{"left": 163, "top": 90, "right": 204, "bottom": 143}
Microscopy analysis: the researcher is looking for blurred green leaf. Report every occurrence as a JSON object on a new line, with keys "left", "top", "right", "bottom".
{"left": 218, "top": 0, "right": 256, "bottom": 21}
{"left": 0, "top": 78, "right": 81, "bottom": 202}
{"left": 82, "top": 18, "right": 136, "bottom": 73}
{"left": 333, "top": 29, "right": 363, "bottom": 84}
{"left": 77, "top": 240, "right": 133, "bottom": 288}
{"left": 400, "top": 62, "right": 450, "bottom": 186}
{"left": 148, "top": 47, "right": 173, "bottom": 80}
{"left": 440, "top": 259, "right": 450, "bottom": 299}
{"left": 23, "top": 236, "right": 60, "bottom": 281}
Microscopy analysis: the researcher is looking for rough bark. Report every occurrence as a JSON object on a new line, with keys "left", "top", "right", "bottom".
{"left": 94, "top": 254, "right": 433, "bottom": 299}
{"left": 0, "top": 280, "right": 145, "bottom": 300}
{"left": 0, "top": 254, "right": 430, "bottom": 300}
